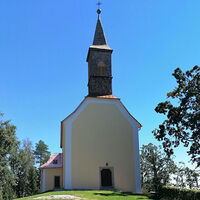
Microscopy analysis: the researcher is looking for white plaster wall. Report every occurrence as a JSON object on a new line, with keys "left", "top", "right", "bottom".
{"left": 63, "top": 97, "right": 141, "bottom": 192}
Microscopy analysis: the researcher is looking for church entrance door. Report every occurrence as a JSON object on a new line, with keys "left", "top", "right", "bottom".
{"left": 100, "top": 168, "right": 113, "bottom": 187}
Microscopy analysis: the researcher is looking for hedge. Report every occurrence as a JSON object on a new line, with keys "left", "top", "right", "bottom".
{"left": 158, "top": 186, "right": 200, "bottom": 200}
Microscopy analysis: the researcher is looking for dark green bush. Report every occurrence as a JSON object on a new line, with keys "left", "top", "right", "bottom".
{"left": 158, "top": 186, "right": 200, "bottom": 200}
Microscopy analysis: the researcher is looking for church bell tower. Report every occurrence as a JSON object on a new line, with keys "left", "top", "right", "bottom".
{"left": 86, "top": 8, "right": 113, "bottom": 96}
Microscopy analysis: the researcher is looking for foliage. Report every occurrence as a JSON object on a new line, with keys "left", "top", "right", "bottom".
{"left": 153, "top": 65, "right": 200, "bottom": 166}
{"left": 0, "top": 113, "right": 18, "bottom": 200}
{"left": 0, "top": 113, "right": 49, "bottom": 199}
{"left": 0, "top": 189, "right": 2, "bottom": 200}
{"left": 158, "top": 186, "right": 200, "bottom": 200}
{"left": 34, "top": 140, "right": 50, "bottom": 191}
{"left": 14, "top": 191, "right": 152, "bottom": 200}
{"left": 14, "top": 139, "right": 36, "bottom": 198}
{"left": 173, "top": 162, "right": 186, "bottom": 188}
{"left": 173, "top": 162, "right": 199, "bottom": 190}
{"left": 184, "top": 167, "right": 199, "bottom": 189}
{"left": 140, "top": 143, "right": 176, "bottom": 193}
{"left": 34, "top": 140, "right": 50, "bottom": 166}
{"left": 27, "top": 166, "right": 39, "bottom": 196}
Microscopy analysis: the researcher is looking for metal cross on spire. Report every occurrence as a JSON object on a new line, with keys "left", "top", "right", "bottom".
{"left": 97, "top": 1, "right": 102, "bottom": 15}
{"left": 97, "top": 1, "right": 102, "bottom": 9}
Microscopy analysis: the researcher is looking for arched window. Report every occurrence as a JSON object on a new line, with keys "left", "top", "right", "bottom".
{"left": 97, "top": 61, "right": 106, "bottom": 76}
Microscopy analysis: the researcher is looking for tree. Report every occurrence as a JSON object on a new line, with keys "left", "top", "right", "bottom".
{"left": 27, "top": 166, "right": 38, "bottom": 195}
{"left": 192, "top": 171, "right": 199, "bottom": 188}
{"left": 185, "top": 167, "right": 195, "bottom": 189}
{"left": 10, "top": 138, "right": 40, "bottom": 198}
{"left": 34, "top": 140, "right": 50, "bottom": 191}
{"left": 0, "top": 113, "right": 18, "bottom": 200}
{"left": 12, "top": 139, "right": 37, "bottom": 198}
{"left": 0, "top": 113, "right": 40, "bottom": 199}
{"left": 140, "top": 143, "right": 176, "bottom": 193}
{"left": 184, "top": 166, "right": 199, "bottom": 189}
{"left": 153, "top": 66, "right": 200, "bottom": 166}
{"left": 173, "top": 161, "right": 200, "bottom": 189}
{"left": 34, "top": 140, "right": 50, "bottom": 166}
{"left": 174, "top": 162, "right": 186, "bottom": 188}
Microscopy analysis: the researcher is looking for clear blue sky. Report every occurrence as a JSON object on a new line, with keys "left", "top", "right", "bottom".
{"left": 1, "top": 0, "right": 199, "bottom": 168}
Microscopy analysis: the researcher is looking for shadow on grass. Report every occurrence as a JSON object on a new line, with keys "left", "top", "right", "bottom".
{"left": 94, "top": 191, "right": 150, "bottom": 197}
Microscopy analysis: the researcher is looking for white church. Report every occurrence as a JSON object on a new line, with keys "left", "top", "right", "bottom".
{"left": 40, "top": 8, "right": 142, "bottom": 193}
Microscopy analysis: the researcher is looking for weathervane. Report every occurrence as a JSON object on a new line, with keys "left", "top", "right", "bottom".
{"left": 97, "top": 1, "right": 102, "bottom": 15}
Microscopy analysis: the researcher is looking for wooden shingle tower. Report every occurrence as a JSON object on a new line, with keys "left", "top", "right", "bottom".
{"left": 87, "top": 9, "right": 113, "bottom": 96}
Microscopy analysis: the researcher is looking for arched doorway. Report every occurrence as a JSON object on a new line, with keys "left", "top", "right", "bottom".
{"left": 101, "top": 168, "right": 113, "bottom": 187}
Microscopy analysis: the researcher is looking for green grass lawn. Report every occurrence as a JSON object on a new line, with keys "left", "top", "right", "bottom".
{"left": 15, "top": 190, "right": 153, "bottom": 200}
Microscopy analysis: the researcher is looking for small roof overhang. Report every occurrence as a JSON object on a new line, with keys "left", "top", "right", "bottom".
{"left": 86, "top": 45, "right": 113, "bottom": 62}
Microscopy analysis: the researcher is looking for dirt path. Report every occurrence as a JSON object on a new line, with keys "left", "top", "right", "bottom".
{"left": 34, "top": 195, "right": 82, "bottom": 199}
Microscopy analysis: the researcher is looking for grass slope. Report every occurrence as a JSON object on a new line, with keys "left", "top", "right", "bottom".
{"left": 15, "top": 191, "right": 153, "bottom": 200}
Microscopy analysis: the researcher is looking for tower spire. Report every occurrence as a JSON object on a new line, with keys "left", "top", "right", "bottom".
{"left": 86, "top": 5, "right": 113, "bottom": 97}
{"left": 93, "top": 2, "right": 107, "bottom": 46}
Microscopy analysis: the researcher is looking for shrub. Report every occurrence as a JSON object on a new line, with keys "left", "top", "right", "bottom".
{"left": 158, "top": 186, "right": 200, "bottom": 200}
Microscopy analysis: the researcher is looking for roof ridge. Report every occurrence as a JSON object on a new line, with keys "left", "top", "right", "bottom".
{"left": 40, "top": 153, "right": 63, "bottom": 169}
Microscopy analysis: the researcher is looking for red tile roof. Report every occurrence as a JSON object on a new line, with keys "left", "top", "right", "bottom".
{"left": 95, "top": 95, "right": 119, "bottom": 99}
{"left": 40, "top": 153, "right": 63, "bottom": 169}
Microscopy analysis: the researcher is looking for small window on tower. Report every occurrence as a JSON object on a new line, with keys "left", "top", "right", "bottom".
{"left": 97, "top": 61, "right": 106, "bottom": 76}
